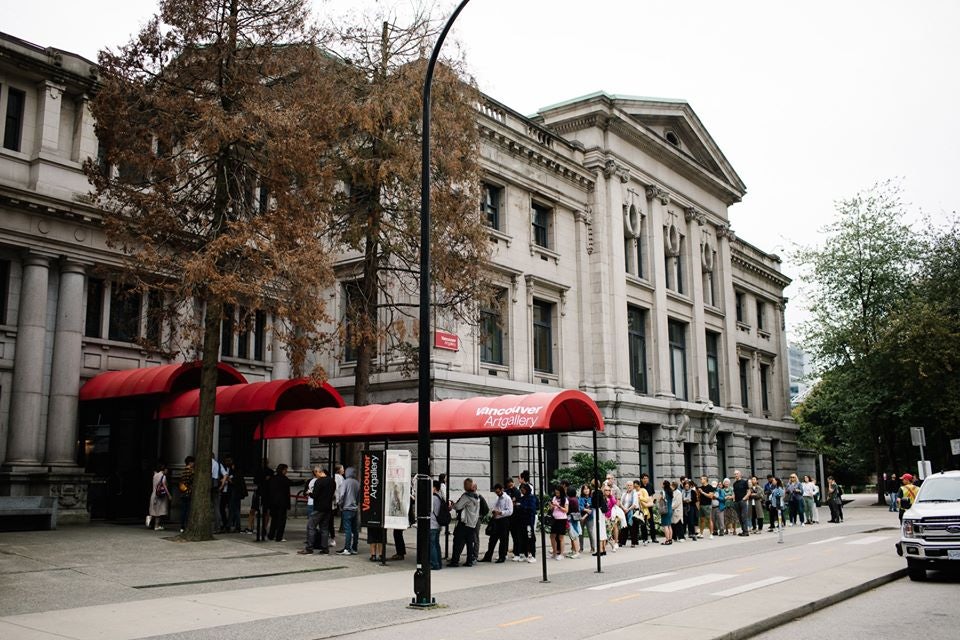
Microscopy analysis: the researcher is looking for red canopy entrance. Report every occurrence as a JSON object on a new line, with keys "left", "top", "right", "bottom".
{"left": 255, "top": 390, "right": 603, "bottom": 441}
{"left": 157, "top": 378, "right": 345, "bottom": 420}
{"left": 78, "top": 362, "right": 247, "bottom": 401}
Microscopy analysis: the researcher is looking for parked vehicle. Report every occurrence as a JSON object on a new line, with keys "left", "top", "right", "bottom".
{"left": 895, "top": 470, "right": 960, "bottom": 581}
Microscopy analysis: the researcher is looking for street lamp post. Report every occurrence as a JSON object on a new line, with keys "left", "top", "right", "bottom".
{"left": 412, "top": 0, "right": 472, "bottom": 609}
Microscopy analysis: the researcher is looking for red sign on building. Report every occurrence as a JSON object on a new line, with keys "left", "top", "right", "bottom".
{"left": 434, "top": 330, "right": 459, "bottom": 351}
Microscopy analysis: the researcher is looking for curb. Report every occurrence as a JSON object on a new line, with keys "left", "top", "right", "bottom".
{"left": 719, "top": 567, "right": 908, "bottom": 640}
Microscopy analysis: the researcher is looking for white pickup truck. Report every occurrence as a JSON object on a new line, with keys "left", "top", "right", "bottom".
{"left": 895, "top": 470, "right": 960, "bottom": 581}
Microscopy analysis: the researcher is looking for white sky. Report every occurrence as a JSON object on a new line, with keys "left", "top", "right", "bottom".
{"left": 5, "top": 0, "right": 959, "bottom": 339}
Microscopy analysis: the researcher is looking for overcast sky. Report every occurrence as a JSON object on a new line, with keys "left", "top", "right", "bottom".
{"left": 5, "top": 0, "right": 959, "bottom": 338}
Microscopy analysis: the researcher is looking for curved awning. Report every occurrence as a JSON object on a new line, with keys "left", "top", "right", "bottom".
{"left": 255, "top": 390, "right": 604, "bottom": 441}
{"left": 156, "top": 378, "right": 345, "bottom": 420}
{"left": 78, "top": 362, "right": 247, "bottom": 402}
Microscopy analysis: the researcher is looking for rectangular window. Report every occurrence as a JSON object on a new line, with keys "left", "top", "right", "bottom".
{"left": 532, "top": 299, "right": 553, "bottom": 373}
{"left": 770, "top": 439, "right": 779, "bottom": 477}
{"left": 704, "top": 269, "right": 716, "bottom": 307}
{"left": 479, "top": 293, "right": 504, "bottom": 365}
{"left": 342, "top": 281, "right": 364, "bottom": 363}
{"left": 668, "top": 320, "right": 687, "bottom": 400}
{"left": 749, "top": 437, "right": 759, "bottom": 477}
{"left": 676, "top": 236, "right": 685, "bottom": 294}
{"left": 3, "top": 88, "right": 26, "bottom": 152}
{"left": 253, "top": 310, "right": 267, "bottom": 361}
{"left": 683, "top": 442, "right": 695, "bottom": 479}
{"left": 760, "top": 363, "right": 770, "bottom": 412}
{"left": 531, "top": 202, "right": 551, "bottom": 249}
{"left": 237, "top": 307, "right": 250, "bottom": 359}
{"left": 108, "top": 283, "right": 142, "bottom": 343}
{"left": 627, "top": 305, "right": 647, "bottom": 392}
{"left": 84, "top": 278, "right": 104, "bottom": 338}
{"left": 739, "top": 358, "right": 750, "bottom": 408}
{"left": 638, "top": 426, "right": 654, "bottom": 487}
{"left": 221, "top": 304, "right": 235, "bottom": 357}
{"left": 0, "top": 259, "right": 9, "bottom": 325}
{"left": 145, "top": 289, "right": 163, "bottom": 345}
{"left": 481, "top": 183, "right": 502, "bottom": 230}
{"left": 735, "top": 291, "right": 745, "bottom": 323}
{"left": 756, "top": 300, "right": 766, "bottom": 331}
{"left": 706, "top": 331, "right": 721, "bottom": 406}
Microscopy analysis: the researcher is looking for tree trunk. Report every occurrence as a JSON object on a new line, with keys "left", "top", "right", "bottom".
{"left": 181, "top": 298, "right": 223, "bottom": 540}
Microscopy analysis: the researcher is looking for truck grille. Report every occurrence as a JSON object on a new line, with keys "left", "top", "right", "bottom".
{"left": 917, "top": 518, "right": 960, "bottom": 542}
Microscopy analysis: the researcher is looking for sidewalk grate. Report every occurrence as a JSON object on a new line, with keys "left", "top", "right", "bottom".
{"left": 132, "top": 565, "right": 346, "bottom": 589}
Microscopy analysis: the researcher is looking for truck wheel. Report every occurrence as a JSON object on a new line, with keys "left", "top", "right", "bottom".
{"left": 906, "top": 560, "right": 927, "bottom": 581}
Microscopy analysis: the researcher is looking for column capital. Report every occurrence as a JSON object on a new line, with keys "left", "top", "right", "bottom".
{"left": 59, "top": 259, "right": 91, "bottom": 275}
{"left": 645, "top": 185, "right": 671, "bottom": 205}
{"left": 21, "top": 251, "right": 56, "bottom": 268}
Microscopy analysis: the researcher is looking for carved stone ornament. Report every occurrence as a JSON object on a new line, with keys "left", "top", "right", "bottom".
{"left": 664, "top": 219, "right": 681, "bottom": 257}
{"left": 623, "top": 203, "right": 642, "bottom": 239}
{"left": 673, "top": 411, "right": 691, "bottom": 442}
{"left": 701, "top": 237, "right": 715, "bottom": 272}
{"left": 603, "top": 159, "right": 629, "bottom": 183}
{"left": 645, "top": 185, "right": 670, "bottom": 205}
{"left": 717, "top": 224, "right": 737, "bottom": 242}
{"left": 684, "top": 207, "right": 706, "bottom": 226}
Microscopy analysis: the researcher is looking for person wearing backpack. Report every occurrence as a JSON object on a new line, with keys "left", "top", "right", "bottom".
{"left": 428, "top": 480, "right": 444, "bottom": 570}
{"left": 896, "top": 473, "right": 919, "bottom": 523}
{"left": 447, "top": 478, "right": 480, "bottom": 567}
{"left": 147, "top": 462, "right": 170, "bottom": 531}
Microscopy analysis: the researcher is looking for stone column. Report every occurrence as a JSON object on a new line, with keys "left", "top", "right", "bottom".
{"left": 163, "top": 417, "right": 196, "bottom": 469}
{"left": 776, "top": 301, "right": 793, "bottom": 420}
{"left": 5, "top": 254, "right": 52, "bottom": 466}
{"left": 717, "top": 227, "right": 742, "bottom": 410}
{"left": 268, "top": 318, "right": 292, "bottom": 466}
{"left": 687, "top": 209, "right": 709, "bottom": 403}
{"left": 751, "top": 352, "right": 763, "bottom": 416}
{"left": 73, "top": 96, "right": 98, "bottom": 163}
{"left": 44, "top": 260, "right": 87, "bottom": 466}
{"left": 647, "top": 186, "right": 673, "bottom": 398}
{"left": 34, "top": 81, "right": 64, "bottom": 155}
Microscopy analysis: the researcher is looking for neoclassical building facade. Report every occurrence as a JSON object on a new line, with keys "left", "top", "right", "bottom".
{"left": 0, "top": 32, "right": 795, "bottom": 521}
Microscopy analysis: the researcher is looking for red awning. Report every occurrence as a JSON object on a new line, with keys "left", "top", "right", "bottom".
{"left": 255, "top": 390, "right": 604, "bottom": 441}
{"left": 78, "top": 362, "right": 247, "bottom": 402}
{"left": 156, "top": 378, "right": 345, "bottom": 420}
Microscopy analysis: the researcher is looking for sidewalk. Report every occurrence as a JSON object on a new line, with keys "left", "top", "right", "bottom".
{"left": 0, "top": 496, "right": 904, "bottom": 639}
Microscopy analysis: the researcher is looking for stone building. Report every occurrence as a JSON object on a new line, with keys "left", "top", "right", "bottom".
{"left": 0, "top": 32, "right": 795, "bottom": 521}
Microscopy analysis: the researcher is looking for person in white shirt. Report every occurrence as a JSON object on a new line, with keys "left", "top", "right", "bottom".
{"left": 801, "top": 475, "right": 819, "bottom": 524}
{"left": 619, "top": 481, "right": 640, "bottom": 547}
{"left": 479, "top": 483, "right": 513, "bottom": 563}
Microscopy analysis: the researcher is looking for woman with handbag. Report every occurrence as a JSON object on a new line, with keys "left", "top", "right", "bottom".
{"left": 147, "top": 463, "right": 170, "bottom": 531}
{"left": 549, "top": 485, "right": 568, "bottom": 560}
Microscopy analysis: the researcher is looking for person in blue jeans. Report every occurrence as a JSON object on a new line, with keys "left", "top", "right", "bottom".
{"left": 337, "top": 466, "right": 360, "bottom": 554}
{"left": 429, "top": 480, "right": 443, "bottom": 570}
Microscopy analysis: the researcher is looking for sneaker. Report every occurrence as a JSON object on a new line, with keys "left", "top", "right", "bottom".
{"left": 708, "top": 534, "right": 714, "bottom": 539}
{"left": 155, "top": 525, "right": 164, "bottom": 531}
{"left": 527, "top": 556, "right": 536, "bottom": 563}
{"left": 297, "top": 549, "right": 313, "bottom": 555}
{"left": 279, "top": 538, "right": 287, "bottom": 542}
{"left": 349, "top": 550, "right": 358, "bottom": 555}
{"left": 337, "top": 549, "right": 351, "bottom": 555}
{"left": 571, "top": 552, "right": 581, "bottom": 558}
{"left": 512, "top": 556, "right": 523, "bottom": 562}
{"left": 554, "top": 554, "right": 562, "bottom": 561}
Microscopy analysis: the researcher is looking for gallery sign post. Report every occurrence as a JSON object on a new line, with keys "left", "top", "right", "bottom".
{"left": 360, "top": 450, "right": 385, "bottom": 528}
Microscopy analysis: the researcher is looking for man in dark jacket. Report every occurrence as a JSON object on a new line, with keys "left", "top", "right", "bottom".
{"left": 299, "top": 467, "right": 335, "bottom": 554}
{"left": 267, "top": 464, "right": 294, "bottom": 542}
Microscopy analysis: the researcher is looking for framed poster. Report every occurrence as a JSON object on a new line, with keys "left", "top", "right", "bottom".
{"left": 384, "top": 449, "right": 412, "bottom": 530}
{"left": 360, "top": 450, "right": 385, "bottom": 527}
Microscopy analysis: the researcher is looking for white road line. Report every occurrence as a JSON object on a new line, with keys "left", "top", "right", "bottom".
{"left": 845, "top": 535, "right": 889, "bottom": 545}
{"left": 641, "top": 573, "right": 735, "bottom": 593}
{"left": 586, "top": 572, "right": 677, "bottom": 591}
{"left": 711, "top": 576, "right": 791, "bottom": 596}
{"left": 807, "top": 536, "right": 849, "bottom": 546}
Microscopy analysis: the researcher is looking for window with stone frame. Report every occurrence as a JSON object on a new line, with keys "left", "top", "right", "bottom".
{"left": 532, "top": 298, "right": 554, "bottom": 373}
{"left": 479, "top": 289, "right": 506, "bottom": 366}
{"left": 253, "top": 310, "right": 267, "bottom": 361}
{"left": 735, "top": 291, "right": 746, "bottom": 324}
{"left": 531, "top": 201, "right": 552, "bottom": 249}
{"left": 668, "top": 319, "right": 688, "bottom": 400}
{"left": 706, "top": 331, "right": 721, "bottom": 406}
{"left": 84, "top": 278, "right": 104, "bottom": 338}
{"left": 0, "top": 259, "right": 9, "bottom": 325}
{"left": 760, "top": 362, "right": 771, "bottom": 412}
{"left": 739, "top": 357, "right": 750, "bottom": 408}
{"left": 756, "top": 299, "right": 767, "bottom": 332}
{"left": 108, "top": 283, "right": 142, "bottom": 343}
{"left": 3, "top": 87, "right": 26, "bottom": 152}
{"left": 627, "top": 305, "right": 647, "bottom": 392}
{"left": 481, "top": 182, "right": 503, "bottom": 230}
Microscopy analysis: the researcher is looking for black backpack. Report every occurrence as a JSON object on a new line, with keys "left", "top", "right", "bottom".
{"left": 435, "top": 495, "right": 452, "bottom": 527}
{"left": 478, "top": 494, "right": 490, "bottom": 518}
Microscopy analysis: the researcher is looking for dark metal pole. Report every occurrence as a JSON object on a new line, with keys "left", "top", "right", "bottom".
{"left": 382, "top": 439, "right": 388, "bottom": 567}
{"left": 444, "top": 438, "right": 451, "bottom": 558}
{"left": 593, "top": 428, "right": 602, "bottom": 573}
{"left": 256, "top": 419, "right": 264, "bottom": 542}
{"left": 414, "top": 0, "right": 472, "bottom": 608}
{"left": 537, "top": 433, "right": 549, "bottom": 583}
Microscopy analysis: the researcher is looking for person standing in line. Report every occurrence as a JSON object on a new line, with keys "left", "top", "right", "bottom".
{"left": 448, "top": 478, "right": 480, "bottom": 566}
{"left": 211, "top": 453, "right": 228, "bottom": 533}
{"left": 267, "top": 463, "right": 294, "bottom": 542}
{"left": 659, "top": 480, "right": 674, "bottom": 545}
{"left": 148, "top": 463, "right": 170, "bottom": 531}
{"left": 768, "top": 477, "right": 785, "bottom": 530}
{"left": 636, "top": 480, "right": 655, "bottom": 545}
{"left": 226, "top": 458, "right": 247, "bottom": 533}
{"left": 303, "top": 467, "right": 321, "bottom": 543}
{"left": 429, "top": 480, "right": 443, "bottom": 571}
{"left": 331, "top": 464, "right": 344, "bottom": 543}
{"left": 732, "top": 470, "right": 751, "bottom": 537}
{"left": 547, "top": 485, "right": 568, "bottom": 560}
{"left": 682, "top": 479, "right": 699, "bottom": 541}
{"left": 505, "top": 477, "right": 522, "bottom": 558}
{"left": 785, "top": 473, "right": 804, "bottom": 526}
{"left": 697, "top": 476, "right": 715, "bottom": 539}
{"left": 749, "top": 476, "right": 765, "bottom": 532}
{"left": 671, "top": 480, "right": 684, "bottom": 542}
{"left": 245, "top": 458, "right": 270, "bottom": 535}
{"left": 565, "top": 485, "right": 582, "bottom": 558}
{"left": 481, "top": 483, "right": 514, "bottom": 563}
{"left": 896, "top": 473, "right": 919, "bottom": 523}
{"left": 337, "top": 466, "right": 360, "bottom": 555}
{"left": 177, "top": 456, "right": 195, "bottom": 533}
{"left": 579, "top": 484, "right": 595, "bottom": 554}
{"left": 619, "top": 480, "right": 640, "bottom": 547}
{"left": 826, "top": 476, "right": 843, "bottom": 523}
{"left": 801, "top": 475, "right": 818, "bottom": 524}
{"left": 299, "top": 467, "right": 335, "bottom": 555}
{"left": 217, "top": 456, "right": 234, "bottom": 533}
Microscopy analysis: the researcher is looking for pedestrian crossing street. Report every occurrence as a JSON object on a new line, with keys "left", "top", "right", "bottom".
{"left": 585, "top": 533, "right": 891, "bottom": 598}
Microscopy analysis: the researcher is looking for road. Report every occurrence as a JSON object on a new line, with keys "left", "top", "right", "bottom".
{"left": 751, "top": 569, "right": 960, "bottom": 640}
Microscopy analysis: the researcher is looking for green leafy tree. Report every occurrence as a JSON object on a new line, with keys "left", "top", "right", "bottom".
{"left": 88, "top": 0, "right": 339, "bottom": 540}
{"left": 552, "top": 452, "right": 617, "bottom": 490}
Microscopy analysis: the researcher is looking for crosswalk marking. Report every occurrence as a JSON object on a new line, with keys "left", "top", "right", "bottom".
{"left": 807, "top": 536, "right": 848, "bottom": 546}
{"left": 641, "top": 573, "right": 735, "bottom": 593}
{"left": 587, "top": 572, "right": 677, "bottom": 591}
{"left": 845, "top": 535, "right": 888, "bottom": 545}
{"left": 711, "top": 576, "right": 791, "bottom": 596}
